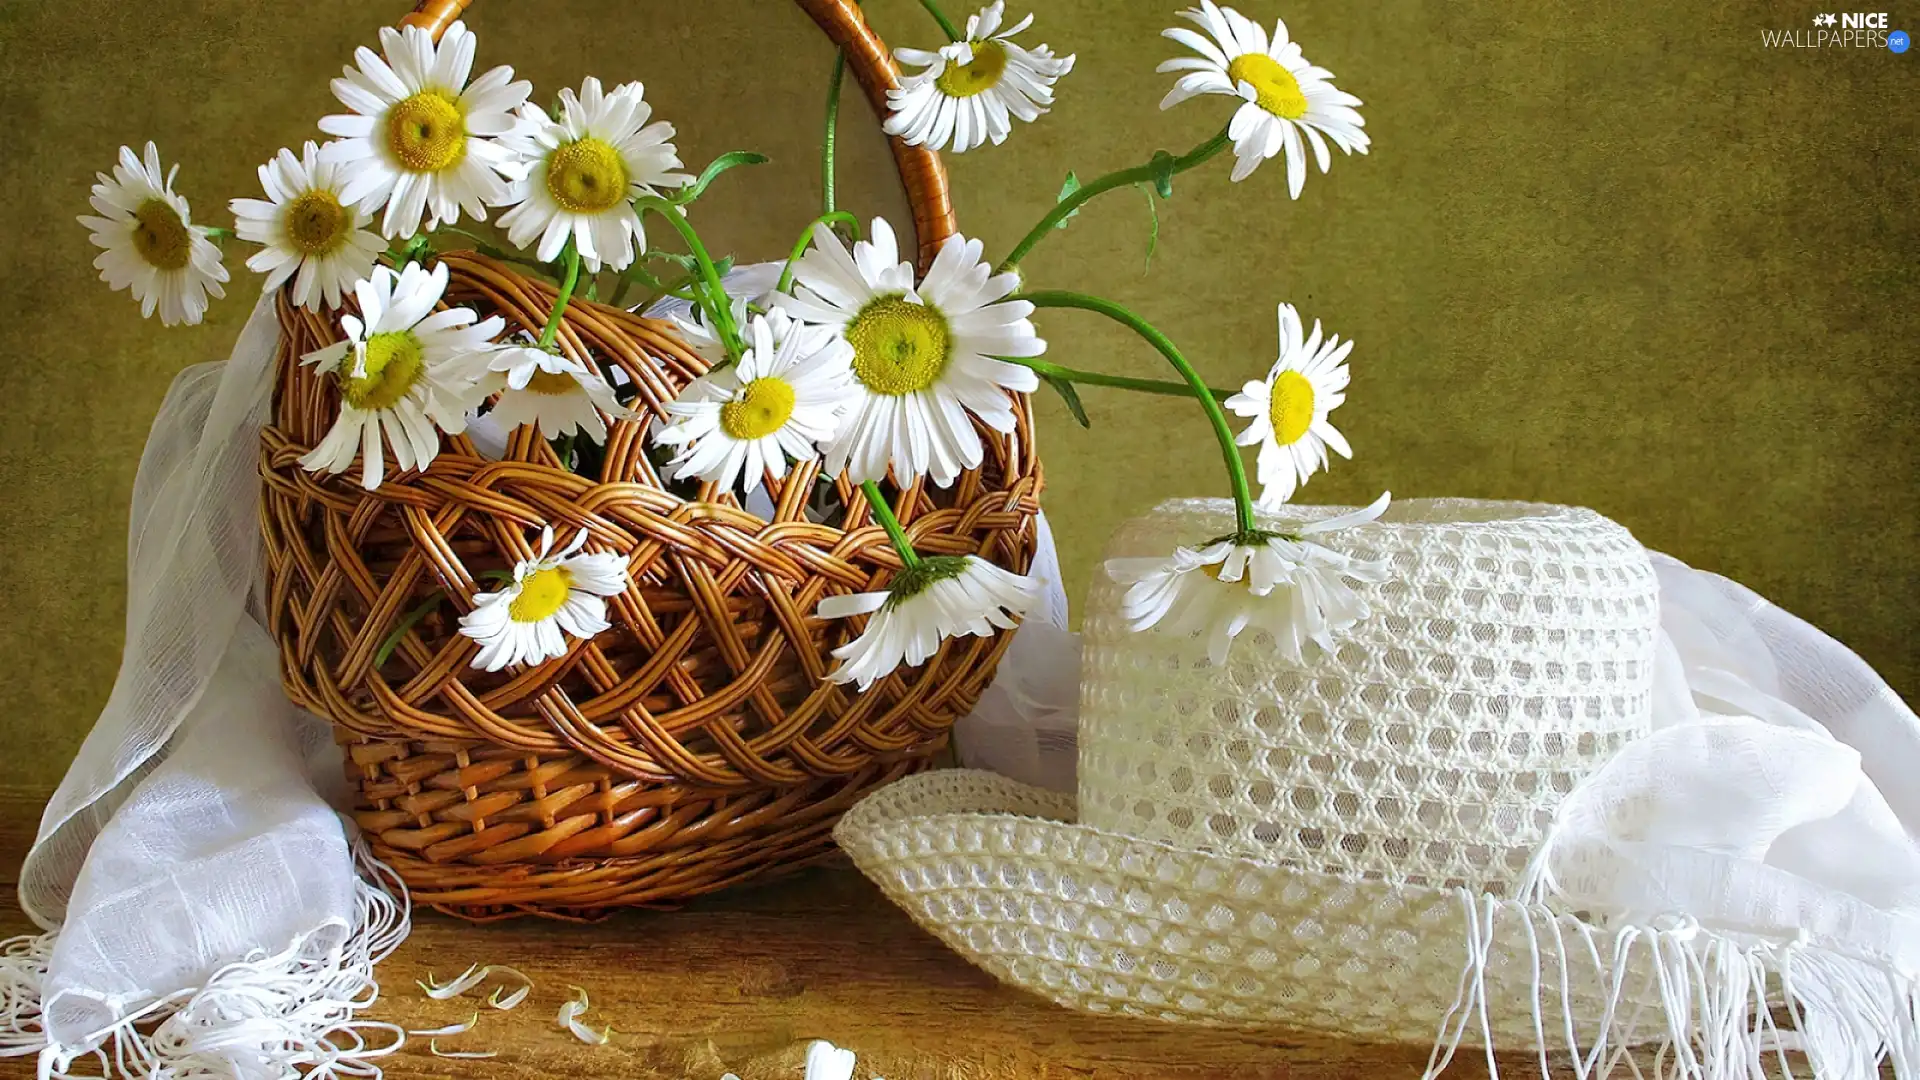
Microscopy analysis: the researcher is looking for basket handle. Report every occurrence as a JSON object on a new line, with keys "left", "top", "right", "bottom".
{"left": 398, "top": 0, "right": 958, "bottom": 268}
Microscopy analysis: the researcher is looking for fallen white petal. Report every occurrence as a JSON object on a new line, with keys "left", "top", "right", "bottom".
{"left": 806, "top": 1039, "right": 858, "bottom": 1080}
{"left": 417, "top": 963, "right": 485, "bottom": 1000}
{"left": 410, "top": 1012, "right": 479, "bottom": 1036}
{"left": 419, "top": 962, "right": 533, "bottom": 1004}
{"left": 488, "top": 983, "right": 532, "bottom": 1010}
{"left": 565, "top": 1016, "right": 613, "bottom": 1045}
{"left": 430, "top": 1039, "right": 499, "bottom": 1060}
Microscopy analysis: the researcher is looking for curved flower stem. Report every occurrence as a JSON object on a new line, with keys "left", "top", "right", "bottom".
{"left": 1022, "top": 289, "right": 1257, "bottom": 536}
{"left": 777, "top": 212, "right": 862, "bottom": 296}
{"left": 823, "top": 50, "right": 846, "bottom": 217}
{"left": 609, "top": 263, "right": 697, "bottom": 310}
{"left": 860, "top": 481, "right": 922, "bottom": 570}
{"left": 535, "top": 243, "right": 583, "bottom": 350}
{"left": 435, "top": 225, "right": 552, "bottom": 274}
{"left": 917, "top": 0, "right": 963, "bottom": 41}
{"left": 996, "top": 125, "right": 1233, "bottom": 276}
{"left": 1003, "top": 355, "right": 1235, "bottom": 402}
{"left": 635, "top": 196, "right": 746, "bottom": 360}
{"left": 373, "top": 570, "right": 515, "bottom": 667}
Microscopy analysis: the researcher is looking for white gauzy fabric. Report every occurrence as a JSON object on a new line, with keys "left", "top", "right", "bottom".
{"left": 951, "top": 512, "right": 1080, "bottom": 793}
{"left": 1506, "top": 553, "right": 1920, "bottom": 1077}
{"left": 0, "top": 290, "right": 409, "bottom": 1079}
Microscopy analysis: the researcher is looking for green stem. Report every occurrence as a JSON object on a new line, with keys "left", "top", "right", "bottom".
{"left": 1022, "top": 290, "right": 1257, "bottom": 536}
{"left": 435, "top": 225, "right": 489, "bottom": 245}
{"left": 200, "top": 225, "right": 235, "bottom": 241}
{"left": 373, "top": 571, "right": 515, "bottom": 667}
{"left": 374, "top": 590, "right": 449, "bottom": 667}
{"left": 1005, "top": 356, "right": 1235, "bottom": 402}
{"left": 636, "top": 196, "right": 745, "bottom": 360}
{"left": 611, "top": 264, "right": 698, "bottom": 310}
{"left": 917, "top": 0, "right": 963, "bottom": 41}
{"left": 777, "top": 212, "right": 861, "bottom": 296}
{"left": 823, "top": 50, "right": 845, "bottom": 217}
{"left": 860, "top": 481, "right": 922, "bottom": 569}
{"left": 535, "top": 243, "right": 582, "bottom": 350}
{"left": 997, "top": 125, "right": 1233, "bottom": 276}
{"left": 434, "top": 226, "right": 549, "bottom": 272}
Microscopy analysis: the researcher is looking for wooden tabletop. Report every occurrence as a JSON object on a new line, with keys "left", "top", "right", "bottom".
{"left": 0, "top": 787, "right": 1531, "bottom": 1079}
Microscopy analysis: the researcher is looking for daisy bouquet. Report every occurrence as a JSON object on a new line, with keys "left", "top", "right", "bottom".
{"left": 82, "top": 0, "right": 1384, "bottom": 692}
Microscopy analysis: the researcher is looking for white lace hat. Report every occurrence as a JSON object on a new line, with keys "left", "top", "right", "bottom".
{"left": 836, "top": 499, "right": 1920, "bottom": 1074}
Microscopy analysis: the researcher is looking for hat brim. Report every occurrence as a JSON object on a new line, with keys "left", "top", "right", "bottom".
{"left": 835, "top": 769, "right": 1672, "bottom": 1054}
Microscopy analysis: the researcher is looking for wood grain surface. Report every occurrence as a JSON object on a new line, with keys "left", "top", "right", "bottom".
{"left": 0, "top": 786, "right": 1542, "bottom": 1079}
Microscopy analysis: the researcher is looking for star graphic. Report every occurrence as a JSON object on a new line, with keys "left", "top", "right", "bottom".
{"left": 1823, "top": 13, "right": 1839, "bottom": 25}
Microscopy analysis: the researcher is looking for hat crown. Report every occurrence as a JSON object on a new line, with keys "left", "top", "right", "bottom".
{"left": 1078, "top": 498, "right": 1661, "bottom": 895}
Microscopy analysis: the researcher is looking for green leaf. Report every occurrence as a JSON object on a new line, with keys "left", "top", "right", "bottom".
{"left": 1053, "top": 172, "right": 1083, "bottom": 230}
{"left": 712, "top": 255, "right": 736, "bottom": 278}
{"left": 1148, "top": 150, "right": 1176, "bottom": 199}
{"left": 1142, "top": 184, "right": 1160, "bottom": 273}
{"left": 673, "top": 151, "right": 770, "bottom": 204}
{"left": 1041, "top": 373, "right": 1091, "bottom": 428}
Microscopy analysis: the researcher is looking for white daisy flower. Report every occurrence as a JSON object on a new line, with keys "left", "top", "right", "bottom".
{"left": 458, "top": 527, "right": 629, "bottom": 672}
{"left": 496, "top": 77, "right": 690, "bottom": 272}
{"left": 818, "top": 555, "right": 1036, "bottom": 690}
{"left": 1107, "top": 493, "right": 1392, "bottom": 665}
{"left": 299, "top": 261, "right": 504, "bottom": 490}
{"left": 1226, "top": 302, "right": 1352, "bottom": 507}
{"left": 657, "top": 310, "right": 856, "bottom": 494}
{"left": 775, "top": 218, "right": 1043, "bottom": 487}
{"left": 230, "top": 141, "right": 385, "bottom": 311}
{"left": 78, "top": 142, "right": 229, "bottom": 326}
{"left": 1159, "top": 0, "right": 1368, "bottom": 193}
{"left": 884, "top": 1, "right": 1076, "bottom": 153}
{"left": 318, "top": 20, "right": 531, "bottom": 238}
{"left": 480, "top": 343, "right": 630, "bottom": 443}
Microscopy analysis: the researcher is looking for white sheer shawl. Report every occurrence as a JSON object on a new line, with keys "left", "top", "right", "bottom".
{"left": 0, "top": 291, "right": 407, "bottom": 1079}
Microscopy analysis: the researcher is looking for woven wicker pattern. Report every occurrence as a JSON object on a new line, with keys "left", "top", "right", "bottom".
{"left": 257, "top": 1, "right": 1040, "bottom": 917}
{"left": 1078, "top": 498, "right": 1660, "bottom": 896}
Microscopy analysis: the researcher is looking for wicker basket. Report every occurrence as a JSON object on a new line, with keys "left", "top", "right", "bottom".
{"left": 259, "top": 0, "right": 1043, "bottom": 918}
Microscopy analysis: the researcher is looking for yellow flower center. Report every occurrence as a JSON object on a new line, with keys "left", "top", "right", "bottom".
{"left": 508, "top": 566, "right": 573, "bottom": 623}
{"left": 845, "top": 296, "right": 952, "bottom": 396}
{"left": 386, "top": 90, "right": 467, "bottom": 173}
{"left": 719, "top": 377, "right": 798, "bottom": 440}
{"left": 934, "top": 42, "right": 1009, "bottom": 98}
{"left": 284, "top": 189, "right": 351, "bottom": 256}
{"left": 1227, "top": 53, "right": 1309, "bottom": 120}
{"left": 341, "top": 331, "right": 426, "bottom": 412}
{"left": 545, "top": 138, "right": 630, "bottom": 214}
{"left": 131, "top": 198, "right": 192, "bottom": 270}
{"left": 523, "top": 369, "right": 580, "bottom": 396}
{"left": 1268, "top": 370, "right": 1316, "bottom": 445}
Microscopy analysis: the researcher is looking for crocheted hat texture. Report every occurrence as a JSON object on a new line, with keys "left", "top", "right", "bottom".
{"left": 836, "top": 498, "right": 1672, "bottom": 1044}
{"left": 1078, "top": 497, "right": 1661, "bottom": 895}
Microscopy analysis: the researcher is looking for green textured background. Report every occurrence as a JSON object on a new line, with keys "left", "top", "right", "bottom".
{"left": 0, "top": 1, "right": 1913, "bottom": 790}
